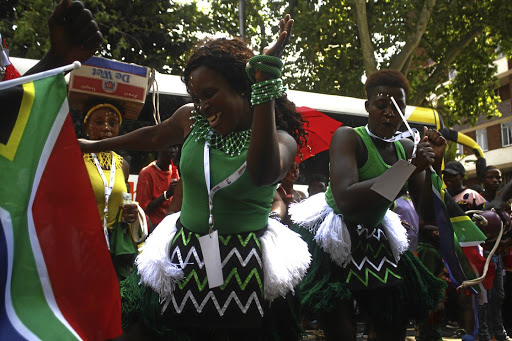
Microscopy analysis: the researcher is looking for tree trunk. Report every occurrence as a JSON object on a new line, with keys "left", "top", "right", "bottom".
{"left": 352, "top": 0, "right": 377, "bottom": 76}
{"left": 388, "top": 0, "right": 437, "bottom": 71}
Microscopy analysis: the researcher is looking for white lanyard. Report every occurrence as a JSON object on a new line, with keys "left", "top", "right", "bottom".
{"left": 203, "top": 141, "right": 247, "bottom": 234}
{"left": 91, "top": 152, "right": 116, "bottom": 249}
{"left": 365, "top": 96, "right": 421, "bottom": 162}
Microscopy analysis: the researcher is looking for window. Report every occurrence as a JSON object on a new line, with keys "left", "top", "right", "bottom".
{"left": 457, "top": 143, "right": 465, "bottom": 156}
{"left": 502, "top": 121, "right": 512, "bottom": 147}
{"left": 476, "top": 128, "right": 488, "bottom": 151}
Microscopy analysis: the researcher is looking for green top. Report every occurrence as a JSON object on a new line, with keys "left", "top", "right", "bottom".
{"left": 179, "top": 117, "right": 275, "bottom": 235}
{"left": 325, "top": 126, "right": 407, "bottom": 227}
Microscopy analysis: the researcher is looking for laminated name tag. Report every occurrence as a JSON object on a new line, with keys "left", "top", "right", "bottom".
{"left": 199, "top": 230, "right": 224, "bottom": 289}
{"left": 371, "top": 160, "right": 416, "bottom": 202}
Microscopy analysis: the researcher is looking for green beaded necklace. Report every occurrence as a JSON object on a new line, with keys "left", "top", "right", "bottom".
{"left": 189, "top": 111, "right": 252, "bottom": 156}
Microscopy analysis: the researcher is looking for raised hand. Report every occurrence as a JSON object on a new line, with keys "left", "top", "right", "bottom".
{"left": 48, "top": 0, "right": 103, "bottom": 65}
{"left": 166, "top": 180, "right": 179, "bottom": 197}
{"left": 411, "top": 136, "right": 435, "bottom": 172}
{"left": 423, "top": 126, "right": 447, "bottom": 162}
{"left": 263, "top": 14, "right": 294, "bottom": 58}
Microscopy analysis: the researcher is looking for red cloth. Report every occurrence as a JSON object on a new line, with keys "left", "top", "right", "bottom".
{"left": 2, "top": 63, "right": 20, "bottom": 81}
{"left": 461, "top": 246, "right": 495, "bottom": 290}
{"left": 136, "top": 160, "right": 179, "bottom": 226}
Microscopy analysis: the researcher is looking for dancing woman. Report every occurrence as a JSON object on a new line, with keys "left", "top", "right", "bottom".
{"left": 81, "top": 15, "right": 310, "bottom": 340}
{"left": 289, "top": 70, "right": 447, "bottom": 340}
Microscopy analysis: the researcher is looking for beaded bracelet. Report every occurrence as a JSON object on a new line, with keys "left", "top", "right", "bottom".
{"left": 246, "top": 55, "right": 283, "bottom": 82}
{"left": 250, "top": 78, "right": 286, "bottom": 106}
{"left": 269, "top": 211, "right": 282, "bottom": 222}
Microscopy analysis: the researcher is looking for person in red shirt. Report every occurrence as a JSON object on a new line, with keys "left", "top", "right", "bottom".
{"left": 136, "top": 146, "right": 180, "bottom": 227}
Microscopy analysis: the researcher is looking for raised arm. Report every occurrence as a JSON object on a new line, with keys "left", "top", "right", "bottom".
{"left": 246, "top": 14, "right": 297, "bottom": 186}
{"left": 406, "top": 128, "right": 446, "bottom": 224}
{"left": 26, "top": 0, "right": 103, "bottom": 75}
{"left": 80, "top": 103, "right": 194, "bottom": 153}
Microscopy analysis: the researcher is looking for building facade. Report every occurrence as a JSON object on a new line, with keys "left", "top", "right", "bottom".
{"left": 455, "top": 56, "right": 512, "bottom": 185}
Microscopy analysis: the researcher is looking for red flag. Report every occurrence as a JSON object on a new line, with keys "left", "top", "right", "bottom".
{"left": 33, "top": 116, "right": 122, "bottom": 340}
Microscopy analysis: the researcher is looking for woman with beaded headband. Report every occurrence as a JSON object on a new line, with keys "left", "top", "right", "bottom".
{"left": 289, "top": 70, "right": 448, "bottom": 340}
{"left": 82, "top": 102, "right": 139, "bottom": 281}
{"left": 80, "top": 14, "right": 310, "bottom": 339}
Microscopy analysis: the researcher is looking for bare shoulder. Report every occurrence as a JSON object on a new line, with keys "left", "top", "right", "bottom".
{"left": 331, "top": 126, "right": 359, "bottom": 151}
{"left": 400, "top": 137, "right": 414, "bottom": 157}
{"left": 170, "top": 103, "right": 195, "bottom": 124}
{"left": 161, "top": 103, "right": 196, "bottom": 138}
{"left": 276, "top": 129, "right": 296, "bottom": 145}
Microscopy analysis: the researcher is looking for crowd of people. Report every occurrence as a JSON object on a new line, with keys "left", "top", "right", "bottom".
{"left": 3, "top": 1, "right": 512, "bottom": 340}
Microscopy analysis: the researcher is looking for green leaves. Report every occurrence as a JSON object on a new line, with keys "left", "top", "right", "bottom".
{"left": 2, "top": 0, "right": 510, "bottom": 127}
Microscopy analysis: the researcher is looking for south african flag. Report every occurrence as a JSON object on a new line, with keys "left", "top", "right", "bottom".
{"left": 0, "top": 70, "right": 122, "bottom": 340}
{"left": 431, "top": 173, "right": 490, "bottom": 292}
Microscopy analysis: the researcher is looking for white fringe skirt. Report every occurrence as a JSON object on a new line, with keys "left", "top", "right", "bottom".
{"left": 134, "top": 212, "right": 311, "bottom": 328}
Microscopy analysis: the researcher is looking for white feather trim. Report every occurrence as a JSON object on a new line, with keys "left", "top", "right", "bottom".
{"left": 136, "top": 212, "right": 184, "bottom": 303}
{"left": 289, "top": 194, "right": 352, "bottom": 267}
{"left": 380, "top": 210, "right": 409, "bottom": 262}
{"left": 315, "top": 210, "right": 352, "bottom": 267}
{"left": 260, "top": 219, "right": 311, "bottom": 302}
{"left": 288, "top": 193, "right": 331, "bottom": 234}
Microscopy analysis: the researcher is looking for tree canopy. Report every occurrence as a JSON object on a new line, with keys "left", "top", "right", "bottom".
{"left": 288, "top": 0, "right": 512, "bottom": 126}
{"left": 2, "top": 0, "right": 511, "bottom": 127}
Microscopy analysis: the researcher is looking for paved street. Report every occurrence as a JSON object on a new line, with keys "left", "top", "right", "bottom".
{"left": 304, "top": 322, "right": 466, "bottom": 340}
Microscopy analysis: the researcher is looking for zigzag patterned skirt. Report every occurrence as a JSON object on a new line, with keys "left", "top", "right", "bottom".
{"left": 296, "top": 220, "right": 446, "bottom": 324}
{"left": 343, "top": 222, "right": 402, "bottom": 291}
{"left": 162, "top": 223, "right": 266, "bottom": 329}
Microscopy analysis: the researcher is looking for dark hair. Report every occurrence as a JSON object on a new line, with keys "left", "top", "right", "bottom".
{"left": 182, "top": 38, "right": 307, "bottom": 150}
{"left": 274, "top": 96, "right": 308, "bottom": 152}
{"left": 365, "top": 69, "right": 410, "bottom": 99}
{"left": 309, "top": 173, "right": 328, "bottom": 185}
{"left": 182, "top": 38, "right": 253, "bottom": 100}
{"left": 483, "top": 165, "right": 499, "bottom": 176}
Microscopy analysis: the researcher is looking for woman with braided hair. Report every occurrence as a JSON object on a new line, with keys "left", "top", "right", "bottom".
{"left": 81, "top": 14, "right": 310, "bottom": 340}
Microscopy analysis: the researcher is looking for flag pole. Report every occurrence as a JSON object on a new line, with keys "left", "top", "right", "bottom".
{"left": 0, "top": 61, "right": 81, "bottom": 90}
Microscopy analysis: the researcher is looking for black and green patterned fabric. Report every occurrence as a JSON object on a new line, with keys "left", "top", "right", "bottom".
{"left": 342, "top": 222, "right": 402, "bottom": 291}
{"left": 295, "top": 222, "right": 446, "bottom": 323}
{"left": 120, "top": 222, "right": 304, "bottom": 340}
{"left": 166, "top": 223, "right": 266, "bottom": 329}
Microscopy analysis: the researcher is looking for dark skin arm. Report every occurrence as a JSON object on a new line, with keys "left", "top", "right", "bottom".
{"left": 406, "top": 128, "right": 447, "bottom": 224}
{"left": 167, "top": 179, "right": 183, "bottom": 214}
{"left": 26, "top": 0, "right": 103, "bottom": 75}
{"left": 485, "top": 181, "right": 512, "bottom": 229}
{"left": 144, "top": 180, "right": 178, "bottom": 215}
{"left": 329, "top": 126, "right": 436, "bottom": 218}
{"left": 487, "top": 181, "right": 512, "bottom": 211}
{"left": 246, "top": 14, "right": 297, "bottom": 186}
{"left": 80, "top": 103, "right": 193, "bottom": 153}
{"left": 271, "top": 191, "right": 287, "bottom": 221}
{"left": 424, "top": 126, "right": 447, "bottom": 176}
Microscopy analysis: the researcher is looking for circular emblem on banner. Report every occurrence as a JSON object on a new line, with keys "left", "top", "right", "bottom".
{"left": 103, "top": 80, "right": 117, "bottom": 93}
